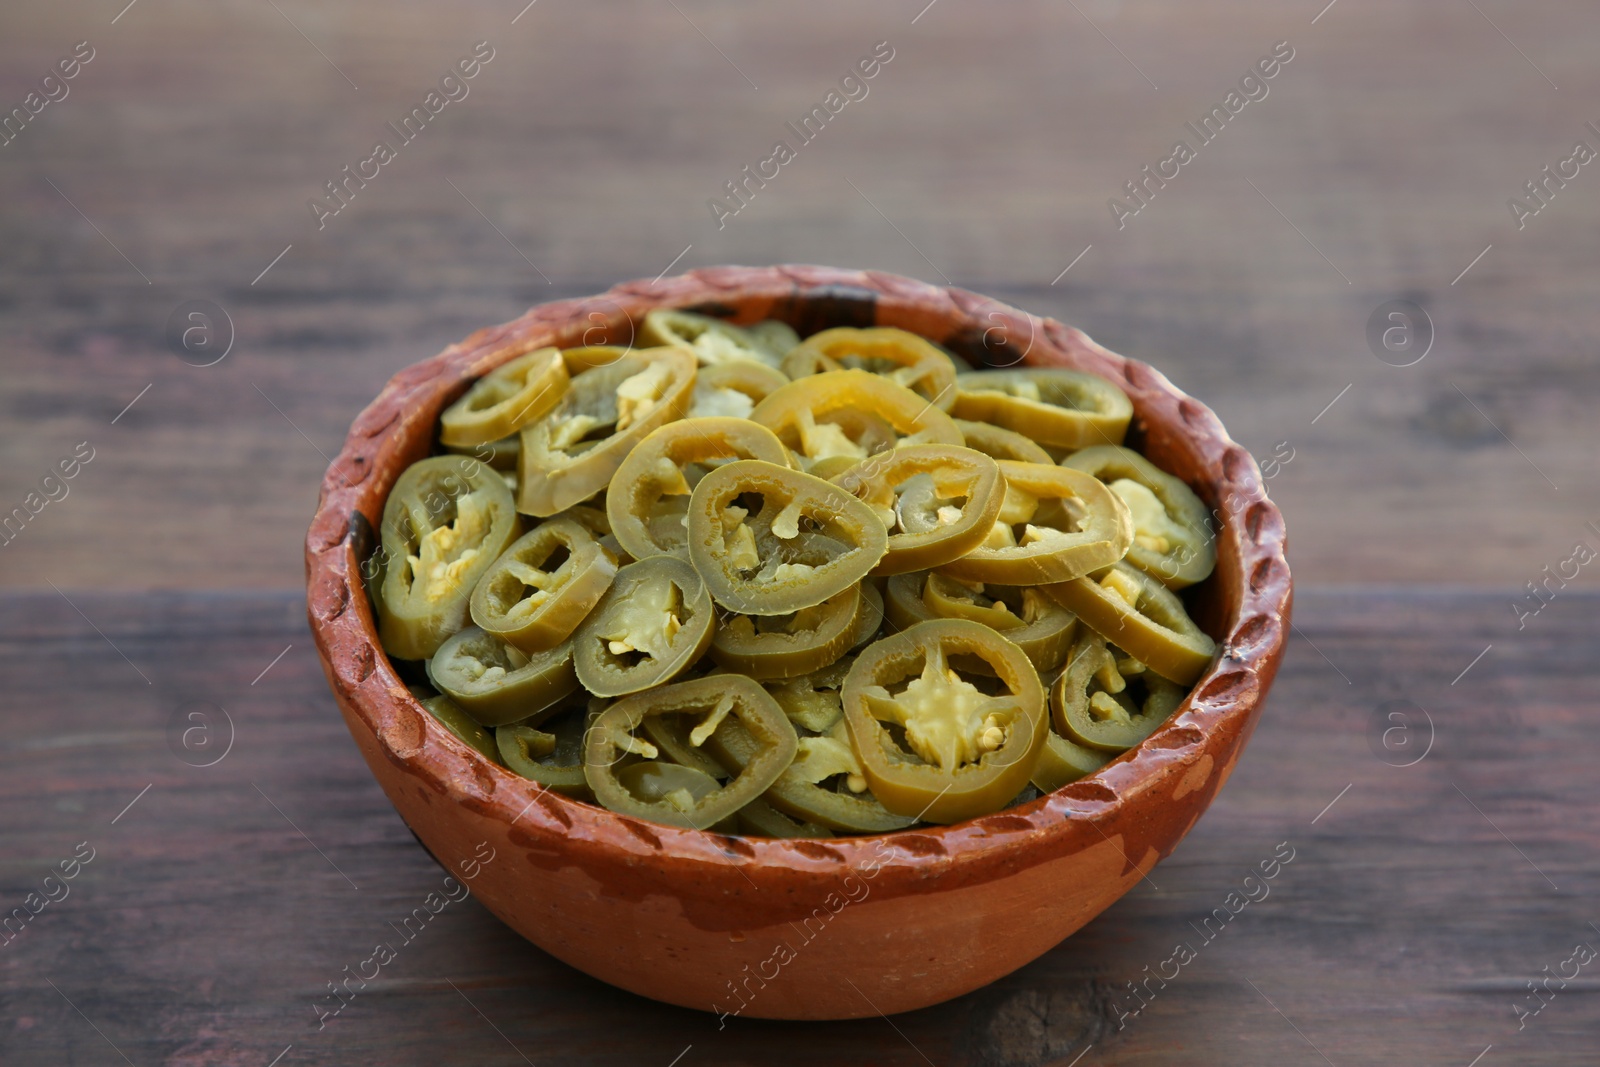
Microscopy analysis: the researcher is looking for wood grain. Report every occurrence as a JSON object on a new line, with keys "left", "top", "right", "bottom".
{"left": 1, "top": 0, "right": 1598, "bottom": 588}
{"left": 0, "top": 589, "right": 1594, "bottom": 1065}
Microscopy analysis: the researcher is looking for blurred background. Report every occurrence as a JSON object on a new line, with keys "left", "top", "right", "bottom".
{"left": 3, "top": 2, "right": 1597, "bottom": 1065}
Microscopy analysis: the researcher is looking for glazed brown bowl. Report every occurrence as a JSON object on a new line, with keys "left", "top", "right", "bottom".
{"left": 305, "top": 265, "right": 1291, "bottom": 1020}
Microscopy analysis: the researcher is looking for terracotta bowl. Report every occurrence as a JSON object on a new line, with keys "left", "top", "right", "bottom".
{"left": 305, "top": 265, "right": 1291, "bottom": 1020}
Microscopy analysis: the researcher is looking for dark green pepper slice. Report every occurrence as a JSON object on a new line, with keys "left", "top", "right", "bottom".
{"left": 376, "top": 455, "right": 520, "bottom": 660}
{"left": 427, "top": 625, "right": 579, "bottom": 727}
{"left": 496, "top": 702, "right": 593, "bottom": 798}
{"left": 1062, "top": 444, "right": 1215, "bottom": 588}
{"left": 709, "top": 584, "right": 861, "bottom": 680}
{"left": 1051, "top": 629, "right": 1187, "bottom": 752}
{"left": 829, "top": 444, "right": 1006, "bottom": 575}
{"left": 1043, "top": 562, "right": 1217, "bottom": 685}
{"left": 571, "top": 555, "right": 716, "bottom": 697}
{"left": 952, "top": 368, "right": 1133, "bottom": 449}
{"left": 469, "top": 517, "right": 616, "bottom": 652}
{"left": 584, "top": 675, "right": 797, "bottom": 830}
{"left": 439, "top": 346, "right": 569, "bottom": 447}
{"left": 419, "top": 693, "right": 502, "bottom": 765}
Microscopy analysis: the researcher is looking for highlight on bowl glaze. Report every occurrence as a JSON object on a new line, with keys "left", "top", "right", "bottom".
{"left": 304, "top": 265, "right": 1291, "bottom": 1020}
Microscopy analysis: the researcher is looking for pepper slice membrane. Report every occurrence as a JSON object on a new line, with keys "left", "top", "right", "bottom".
{"left": 427, "top": 625, "right": 580, "bottom": 727}
{"left": 1062, "top": 444, "right": 1215, "bottom": 588}
{"left": 639, "top": 309, "right": 786, "bottom": 368}
{"left": 686, "top": 459, "right": 888, "bottom": 615}
{"left": 781, "top": 327, "right": 959, "bottom": 414}
{"left": 571, "top": 555, "right": 716, "bottom": 697}
{"left": 496, "top": 701, "right": 593, "bottom": 798}
{"left": 1051, "top": 629, "right": 1187, "bottom": 752}
{"left": 884, "top": 571, "right": 1079, "bottom": 675}
{"left": 841, "top": 618, "right": 1048, "bottom": 824}
{"left": 376, "top": 456, "right": 520, "bottom": 660}
{"left": 439, "top": 346, "right": 570, "bottom": 448}
{"left": 469, "top": 518, "right": 617, "bottom": 652}
{"left": 584, "top": 674, "right": 798, "bottom": 830}
{"left": 709, "top": 584, "right": 862, "bottom": 680}
{"left": 829, "top": 444, "right": 1005, "bottom": 575}
{"left": 606, "top": 417, "right": 790, "bottom": 563}
{"left": 955, "top": 418, "right": 1055, "bottom": 465}
{"left": 953, "top": 369, "right": 1133, "bottom": 449}
{"left": 688, "top": 359, "right": 792, "bottom": 419}
{"left": 750, "top": 370, "right": 963, "bottom": 471}
{"left": 1043, "top": 562, "right": 1218, "bottom": 685}
{"left": 516, "top": 347, "right": 697, "bottom": 517}
{"left": 935, "top": 461, "right": 1132, "bottom": 586}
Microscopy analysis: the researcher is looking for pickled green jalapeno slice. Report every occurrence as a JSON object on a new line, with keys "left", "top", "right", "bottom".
{"left": 686, "top": 459, "right": 888, "bottom": 615}
{"left": 953, "top": 368, "right": 1133, "bottom": 449}
{"left": 376, "top": 455, "right": 520, "bottom": 660}
{"left": 829, "top": 444, "right": 1005, "bottom": 575}
{"left": 1042, "top": 561, "right": 1218, "bottom": 685}
{"left": 955, "top": 418, "right": 1055, "bottom": 465}
{"left": 419, "top": 693, "right": 502, "bottom": 764}
{"left": 516, "top": 347, "right": 697, "bottom": 517}
{"left": 709, "top": 584, "right": 862, "bottom": 680}
{"left": 1061, "top": 444, "right": 1215, "bottom": 589}
{"left": 701, "top": 714, "right": 915, "bottom": 834}
{"left": 439, "top": 346, "right": 570, "bottom": 447}
{"left": 780, "top": 327, "right": 959, "bottom": 414}
{"left": 746, "top": 319, "right": 801, "bottom": 358}
{"left": 1051, "top": 629, "right": 1188, "bottom": 752}
{"left": 935, "top": 461, "right": 1132, "bottom": 586}
{"left": 606, "top": 417, "right": 790, "bottom": 564}
{"left": 571, "top": 555, "right": 716, "bottom": 697}
{"left": 496, "top": 701, "right": 593, "bottom": 798}
{"left": 688, "top": 359, "right": 793, "bottom": 419}
{"left": 469, "top": 518, "right": 617, "bottom": 653}
{"left": 919, "top": 572, "right": 1078, "bottom": 675}
{"left": 584, "top": 674, "right": 797, "bottom": 830}
{"left": 841, "top": 619, "right": 1048, "bottom": 824}
{"left": 750, "top": 370, "right": 963, "bottom": 470}
{"left": 1030, "top": 731, "right": 1112, "bottom": 793}
{"left": 427, "top": 625, "right": 580, "bottom": 727}
{"left": 638, "top": 309, "right": 786, "bottom": 368}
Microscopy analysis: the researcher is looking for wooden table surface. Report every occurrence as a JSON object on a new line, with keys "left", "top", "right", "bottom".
{"left": 2, "top": 1, "right": 1597, "bottom": 1063}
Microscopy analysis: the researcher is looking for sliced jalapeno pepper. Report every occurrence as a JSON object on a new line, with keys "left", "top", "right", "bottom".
{"left": 560, "top": 345, "right": 633, "bottom": 376}
{"left": 750, "top": 370, "right": 963, "bottom": 470}
{"left": 1043, "top": 562, "right": 1218, "bottom": 685}
{"left": 709, "top": 584, "right": 861, "bottom": 680}
{"left": 935, "top": 461, "right": 1131, "bottom": 586}
{"left": 686, "top": 459, "right": 888, "bottom": 615}
{"left": 829, "top": 444, "right": 1005, "bottom": 574}
{"left": 1051, "top": 629, "right": 1187, "bottom": 751}
{"left": 852, "top": 582, "right": 886, "bottom": 649}
{"left": 639, "top": 309, "right": 785, "bottom": 368}
{"left": 376, "top": 456, "right": 520, "bottom": 660}
{"left": 606, "top": 417, "right": 790, "bottom": 563}
{"left": 953, "top": 369, "right": 1133, "bottom": 449}
{"left": 955, "top": 418, "right": 1054, "bottom": 465}
{"left": 439, "top": 346, "right": 570, "bottom": 447}
{"left": 571, "top": 555, "right": 716, "bottom": 697}
{"left": 736, "top": 797, "right": 833, "bottom": 838}
{"left": 841, "top": 619, "right": 1048, "bottom": 824}
{"left": 1062, "top": 444, "right": 1215, "bottom": 588}
{"left": 443, "top": 434, "right": 520, "bottom": 471}
{"left": 427, "top": 625, "right": 580, "bottom": 727}
{"left": 469, "top": 518, "right": 617, "bottom": 653}
{"left": 1031, "top": 731, "right": 1112, "bottom": 793}
{"left": 907, "top": 572, "right": 1079, "bottom": 674}
{"left": 516, "top": 347, "right": 697, "bottom": 517}
{"left": 688, "top": 359, "right": 792, "bottom": 419}
{"left": 419, "top": 694, "right": 502, "bottom": 764}
{"left": 496, "top": 701, "right": 593, "bottom": 798}
{"left": 746, "top": 319, "right": 801, "bottom": 357}
{"left": 781, "top": 327, "right": 959, "bottom": 414}
{"left": 584, "top": 674, "right": 797, "bottom": 830}
{"left": 763, "top": 655, "right": 853, "bottom": 733}
{"left": 702, "top": 714, "right": 916, "bottom": 834}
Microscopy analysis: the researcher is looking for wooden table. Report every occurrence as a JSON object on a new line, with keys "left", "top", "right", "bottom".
{"left": 2, "top": 1, "right": 1596, "bottom": 1063}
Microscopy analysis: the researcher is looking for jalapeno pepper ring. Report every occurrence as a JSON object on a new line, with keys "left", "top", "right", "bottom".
{"left": 1051, "top": 629, "right": 1188, "bottom": 752}
{"left": 750, "top": 370, "right": 963, "bottom": 470}
{"left": 376, "top": 455, "right": 520, "bottom": 660}
{"left": 427, "top": 625, "right": 580, "bottom": 727}
{"left": 708, "top": 584, "right": 862, "bottom": 680}
{"left": 686, "top": 459, "right": 888, "bottom": 616}
{"left": 638, "top": 308, "right": 786, "bottom": 368}
{"left": 1043, "top": 561, "right": 1218, "bottom": 685}
{"left": 1062, "top": 444, "right": 1216, "bottom": 589}
{"left": 418, "top": 693, "right": 503, "bottom": 764}
{"left": 688, "top": 359, "right": 792, "bottom": 420}
{"left": 935, "top": 461, "right": 1132, "bottom": 586}
{"left": 469, "top": 517, "right": 617, "bottom": 653}
{"left": 828, "top": 444, "right": 1005, "bottom": 575}
{"left": 606, "top": 417, "right": 790, "bottom": 564}
{"left": 955, "top": 418, "right": 1055, "bottom": 465}
{"left": 584, "top": 674, "right": 797, "bottom": 830}
{"left": 781, "top": 327, "right": 959, "bottom": 414}
{"left": 953, "top": 368, "right": 1133, "bottom": 449}
{"left": 571, "top": 555, "right": 716, "bottom": 697}
{"left": 496, "top": 701, "right": 594, "bottom": 798}
{"left": 841, "top": 618, "right": 1048, "bottom": 824}
{"left": 439, "top": 346, "right": 570, "bottom": 448}
{"left": 885, "top": 571, "right": 1079, "bottom": 675}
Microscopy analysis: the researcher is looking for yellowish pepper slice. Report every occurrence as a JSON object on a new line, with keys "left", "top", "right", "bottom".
{"left": 781, "top": 327, "right": 959, "bottom": 413}
{"left": 1042, "top": 562, "right": 1218, "bottom": 685}
{"left": 953, "top": 368, "right": 1133, "bottom": 449}
{"left": 1062, "top": 444, "right": 1215, "bottom": 589}
{"left": 439, "top": 346, "right": 570, "bottom": 448}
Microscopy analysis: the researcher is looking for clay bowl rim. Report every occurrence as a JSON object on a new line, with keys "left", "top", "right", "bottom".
{"left": 304, "top": 264, "right": 1292, "bottom": 893}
